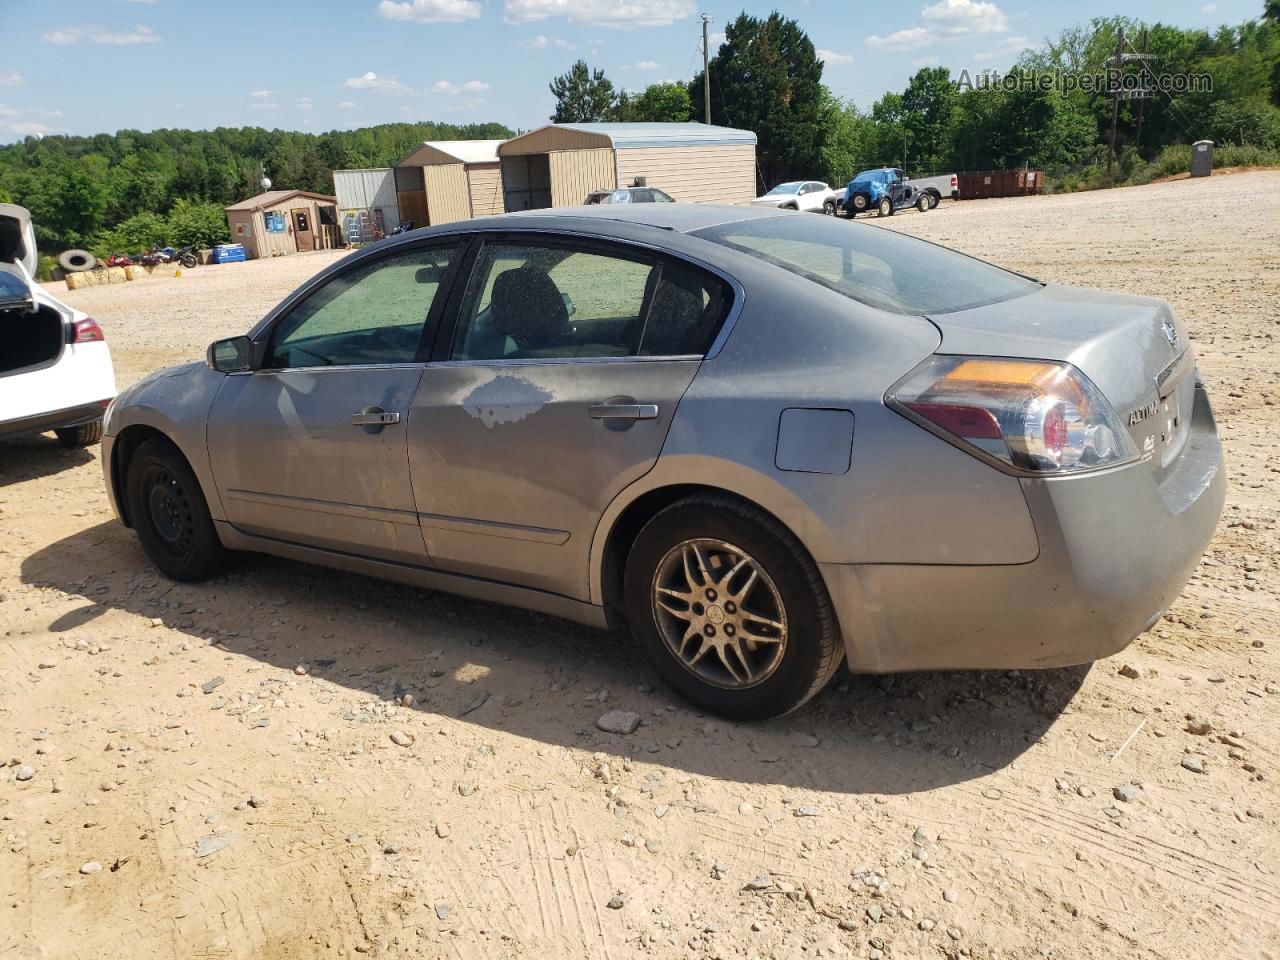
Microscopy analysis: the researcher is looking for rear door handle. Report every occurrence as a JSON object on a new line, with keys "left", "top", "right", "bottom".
{"left": 351, "top": 410, "right": 400, "bottom": 426}
{"left": 589, "top": 403, "right": 659, "bottom": 421}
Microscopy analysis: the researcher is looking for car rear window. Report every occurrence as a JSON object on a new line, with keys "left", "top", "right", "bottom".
{"left": 692, "top": 215, "right": 1039, "bottom": 315}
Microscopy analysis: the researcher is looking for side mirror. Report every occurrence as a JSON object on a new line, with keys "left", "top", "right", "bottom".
{"left": 207, "top": 335, "right": 254, "bottom": 372}
{"left": 561, "top": 292, "right": 576, "bottom": 317}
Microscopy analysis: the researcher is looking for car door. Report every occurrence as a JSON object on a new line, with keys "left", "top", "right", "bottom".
{"left": 407, "top": 234, "right": 735, "bottom": 599}
{"left": 207, "top": 241, "right": 462, "bottom": 563}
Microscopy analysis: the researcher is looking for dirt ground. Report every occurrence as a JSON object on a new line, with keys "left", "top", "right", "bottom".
{"left": 2, "top": 172, "right": 1277, "bottom": 960}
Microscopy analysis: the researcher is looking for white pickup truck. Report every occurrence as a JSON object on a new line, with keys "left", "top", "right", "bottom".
{"left": 906, "top": 172, "right": 959, "bottom": 207}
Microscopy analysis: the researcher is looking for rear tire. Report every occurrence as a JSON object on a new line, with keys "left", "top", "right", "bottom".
{"left": 623, "top": 495, "right": 842, "bottom": 720}
{"left": 929, "top": 192, "right": 940, "bottom": 209}
{"left": 54, "top": 421, "right": 103, "bottom": 447}
{"left": 822, "top": 200, "right": 836, "bottom": 216}
{"left": 179, "top": 254, "right": 197, "bottom": 269}
{"left": 125, "top": 437, "right": 227, "bottom": 582}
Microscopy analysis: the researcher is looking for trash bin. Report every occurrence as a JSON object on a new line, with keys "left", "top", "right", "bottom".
{"left": 1190, "top": 140, "right": 1214, "bottom": 178}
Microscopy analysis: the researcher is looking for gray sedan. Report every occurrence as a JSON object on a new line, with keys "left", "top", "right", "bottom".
{"left": 102, "top": 205, "right": 1224, "bottom": 719}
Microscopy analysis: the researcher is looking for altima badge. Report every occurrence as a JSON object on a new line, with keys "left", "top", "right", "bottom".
{"left": 1128, "top": 400, "right": 1159, "bottom": 427}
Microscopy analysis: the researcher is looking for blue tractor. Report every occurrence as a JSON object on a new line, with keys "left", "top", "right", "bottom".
{"left": 843, "top": 168, "right": 931, "bottom": 218}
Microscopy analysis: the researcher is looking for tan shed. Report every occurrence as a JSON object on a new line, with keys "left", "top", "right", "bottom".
{"left": 497, "top": 122, "right": 758, "bottom": 211}
{"left": 394, "top": 139, "right": 506, "bottom": 226}
{"left": 223, "top": 189, "right": 339, "bottom": 260}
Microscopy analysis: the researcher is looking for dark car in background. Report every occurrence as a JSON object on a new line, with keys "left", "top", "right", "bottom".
{"left": 585, "top": 186, "right": 676, "bottom": 204}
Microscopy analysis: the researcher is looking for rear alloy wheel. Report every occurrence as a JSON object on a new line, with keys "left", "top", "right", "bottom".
{"left": 877, "top": 197, "right": 893, "bottom": 217}
{"left": 822, "top": 200, "right": 837, "bottom": 216}
{"left": 55, "top": 421, "right": 103, "bottom": 448}
{"left": 917, "top": 192, "right": 931, "bottom": 213}
{"left": 624, "top": 495, "right": 841, "bottom": 720}
{"left": 125, "top": 437, "right": 226, "bottom": 582}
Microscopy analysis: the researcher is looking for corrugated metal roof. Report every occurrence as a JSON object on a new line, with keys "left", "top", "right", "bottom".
{"left": 224, "top": 189, "right": 337, "bottom": 212}
{"left": 397, "top": 139, "right": 504, "bottom": 167}
{"left": 553, "top": 122, "right": 756, "bottom": 149}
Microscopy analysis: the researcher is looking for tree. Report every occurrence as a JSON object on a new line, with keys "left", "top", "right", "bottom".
{"left": 550, "top": 60, "right": 617, "bottom": 122}
{"left": 612, "top": 83, "right": 693, "bottom": 122}
{"left": 900, "top": 67, "right": 956, "bottom": 173}
{"left": 689, "top": 11, "right": 827, "bottom": 189}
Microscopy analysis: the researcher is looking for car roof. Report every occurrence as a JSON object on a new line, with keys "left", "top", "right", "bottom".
{"left": 467, "top": 203, "right": 787, "bottom": 235}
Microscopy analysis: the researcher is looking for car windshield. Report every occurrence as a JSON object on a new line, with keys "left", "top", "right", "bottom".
{"left": 765, "top": 183, "right": 803, "bottom": 196}
{"left": 692, "top": 215, "right": 1040, "bottom": 315}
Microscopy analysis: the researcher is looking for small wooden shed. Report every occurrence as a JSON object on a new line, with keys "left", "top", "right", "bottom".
{"left": 394, "top": 139, "right": 506, "bottom": 226}
{"left": 496, "top": 123, "right": 757, "bottom": 211}
{"left": 224, "top": 190, "right": 339, "bottom": 259}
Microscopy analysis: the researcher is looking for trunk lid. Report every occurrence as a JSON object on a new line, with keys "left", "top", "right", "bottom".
{"left": 926, "top": 283, "right": 1195, "bottom": 480}
{"left": 0, "top": 203, "right": 37, "bottom": 313}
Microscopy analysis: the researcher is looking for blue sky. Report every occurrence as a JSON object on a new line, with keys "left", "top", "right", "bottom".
{"left": 0, "top": 0, "right": 1261, "bottom": 143}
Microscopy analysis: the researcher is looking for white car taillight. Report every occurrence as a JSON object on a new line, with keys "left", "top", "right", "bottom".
{"left": 72, "top": 317, "right": 105, "bottom": 343}
{"left": 887, "top": 356, "right": 1137, "bottom": 474}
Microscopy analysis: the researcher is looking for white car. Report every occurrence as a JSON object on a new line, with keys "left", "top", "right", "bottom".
{"left": 1, "top": 204, "right": 116, "bottom": 447}
{"left": 750, "top": 181, "right": 841, "bottom": 215}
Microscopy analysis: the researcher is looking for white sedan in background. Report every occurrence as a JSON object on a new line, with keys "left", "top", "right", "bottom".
{"left": 1, "top": 203, "right": 116, "bottom": 447}
{"left": 750, "top": 181, "right": 842, "bottom": 215}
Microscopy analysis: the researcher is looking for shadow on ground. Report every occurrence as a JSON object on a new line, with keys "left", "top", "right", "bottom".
{"left": 22, "top": 520, "right": 1088, "bottom": 795}
{"left": 0, "top": 436, "right": 96, "bottom": 487}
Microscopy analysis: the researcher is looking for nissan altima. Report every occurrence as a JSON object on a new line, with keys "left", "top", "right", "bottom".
{"left": 102, "top": 205, "right": 1224, "bottom": 719}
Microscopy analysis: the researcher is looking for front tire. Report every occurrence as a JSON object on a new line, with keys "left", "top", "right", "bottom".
{"left": 623, "top": 495, "right": 842, "bottom": 720}
{"left": 125, "top": 437, "right": 226, "bottom": 582}
{"left": 877, "top": 197, "right": 893, "bottom": 217}
{"left": 917, "top": 193, "right": 931, "bottom": 213}
{"left": 179, "top": 254, "right": 198, "bottom": 269}
{"left": 55, "top": 421, "right": 103, "bottom": 447}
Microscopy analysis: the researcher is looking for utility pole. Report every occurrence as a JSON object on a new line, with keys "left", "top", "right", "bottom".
{"left": 1134, "top": 27, "right": 1148, "bottom": 155}
{"left": 1107, "top": 26, "right": 1124, "bottom": 179}
{"left": 701, "top": 14, "right": 712, "bottom": 125}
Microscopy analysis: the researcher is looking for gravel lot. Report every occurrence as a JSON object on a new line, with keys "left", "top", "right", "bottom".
{"left": 2, "top": 171, "right": 1277, "bottom": 960}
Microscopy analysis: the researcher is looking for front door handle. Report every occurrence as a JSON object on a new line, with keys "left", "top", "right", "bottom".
{"left": 351, "top": 409, "right": 401, "bottom": 426}
{"left": 589, "top": 403, "right": 659, "bottom": 421}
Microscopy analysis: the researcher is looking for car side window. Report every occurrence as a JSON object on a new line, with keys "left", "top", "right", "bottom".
{"left": 265, "top": 245, "right": 458, "bottom": 369}
{"left": 638, "top": 261, "right": 732, "bottom": 357}
{"left": 452, "top": 242, "right": 654, "bottom": 360}
{"left": 652, "top": 189, "right": 675, "bottom": 203}
{"left": 450, "top": 241, "right": 731, "bottom": 361}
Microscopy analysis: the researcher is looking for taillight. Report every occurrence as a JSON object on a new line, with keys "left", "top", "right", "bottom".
{"left": 887, "top": 356, "right": 1137, "bottom": 474}
{"left": 950, "top": 175, "right": 957, "bottom": 187}
{"left": 73, "top": 318, "right": 105, "bottom": 343}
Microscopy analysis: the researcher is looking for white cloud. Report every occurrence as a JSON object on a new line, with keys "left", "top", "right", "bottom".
{"left": 708, "top": 30, "right": 725, "bottom": 47}
{"left": 250, "top": 102, "right": 279, "bottom": 110}
{"left": 554, "top": 37, "right": 573, "bottom": 48}
{"left": 8, "top": 121, "right": 53, "bottom": 137}
{"left": 1200, "top": 3, "right": 1216, "bottom": 11}
{"left": 524, "top": 34, "right": 575, "bottom": 49}
{"left": 623, "top": 60, "right": 660, "bottom": 70}
{"left": 250, "top": 89, "right": 274, "bottom": 98}
{"left": 42, "top": 24, "right": 161, "bottom": 45}
{"left": 0, "top": 71, "right": 21, "bottom": 87}
{"left": 868, "top": 0, "right": 1008, "bottom": 50}
{"left": 296, "top": 97, "right": 315, "bottom": 109}
{"left": 378, "top": 0, "right": 481, "bottom": 23}
{"left": 343, "top": 71, "right": 414, "bottom": 94}
{"left": 911, "top": 56, "right": 940, "bottom": 66}
{"left": 430, "top": 79, "right": 489, "bottom": 94}
{"left": 0, "top": 105, "right": 16, "bottom": 117}
{"left": 866, "top": 26, "right": 930, "bottom": 50}
{"left": 337, "top": 100, "right": 356, "bottom": 109}
{"left": 817, "top": 49, "right": 854, "bottom": 65}
{"left": 920, "top": 0, "right": 1007, "bottom": 36}
{"left": 504, "top": 0, "right": 694, "bottom": 29}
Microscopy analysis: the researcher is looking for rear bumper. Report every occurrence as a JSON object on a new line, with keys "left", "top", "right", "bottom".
{"left": 0, "top": 400, "right": 109, "bottom": 441}
{"left": 825, "top": 383, "right": 1225, "bottom": 673}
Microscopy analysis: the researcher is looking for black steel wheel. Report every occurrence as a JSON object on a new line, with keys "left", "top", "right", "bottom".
{"left": 125, "top": 437, "right": 226, "bottom": 581}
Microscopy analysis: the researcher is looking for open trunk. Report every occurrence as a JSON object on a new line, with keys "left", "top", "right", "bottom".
{"left": 2, "top": 302, "right": 65, "bottom": 376}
